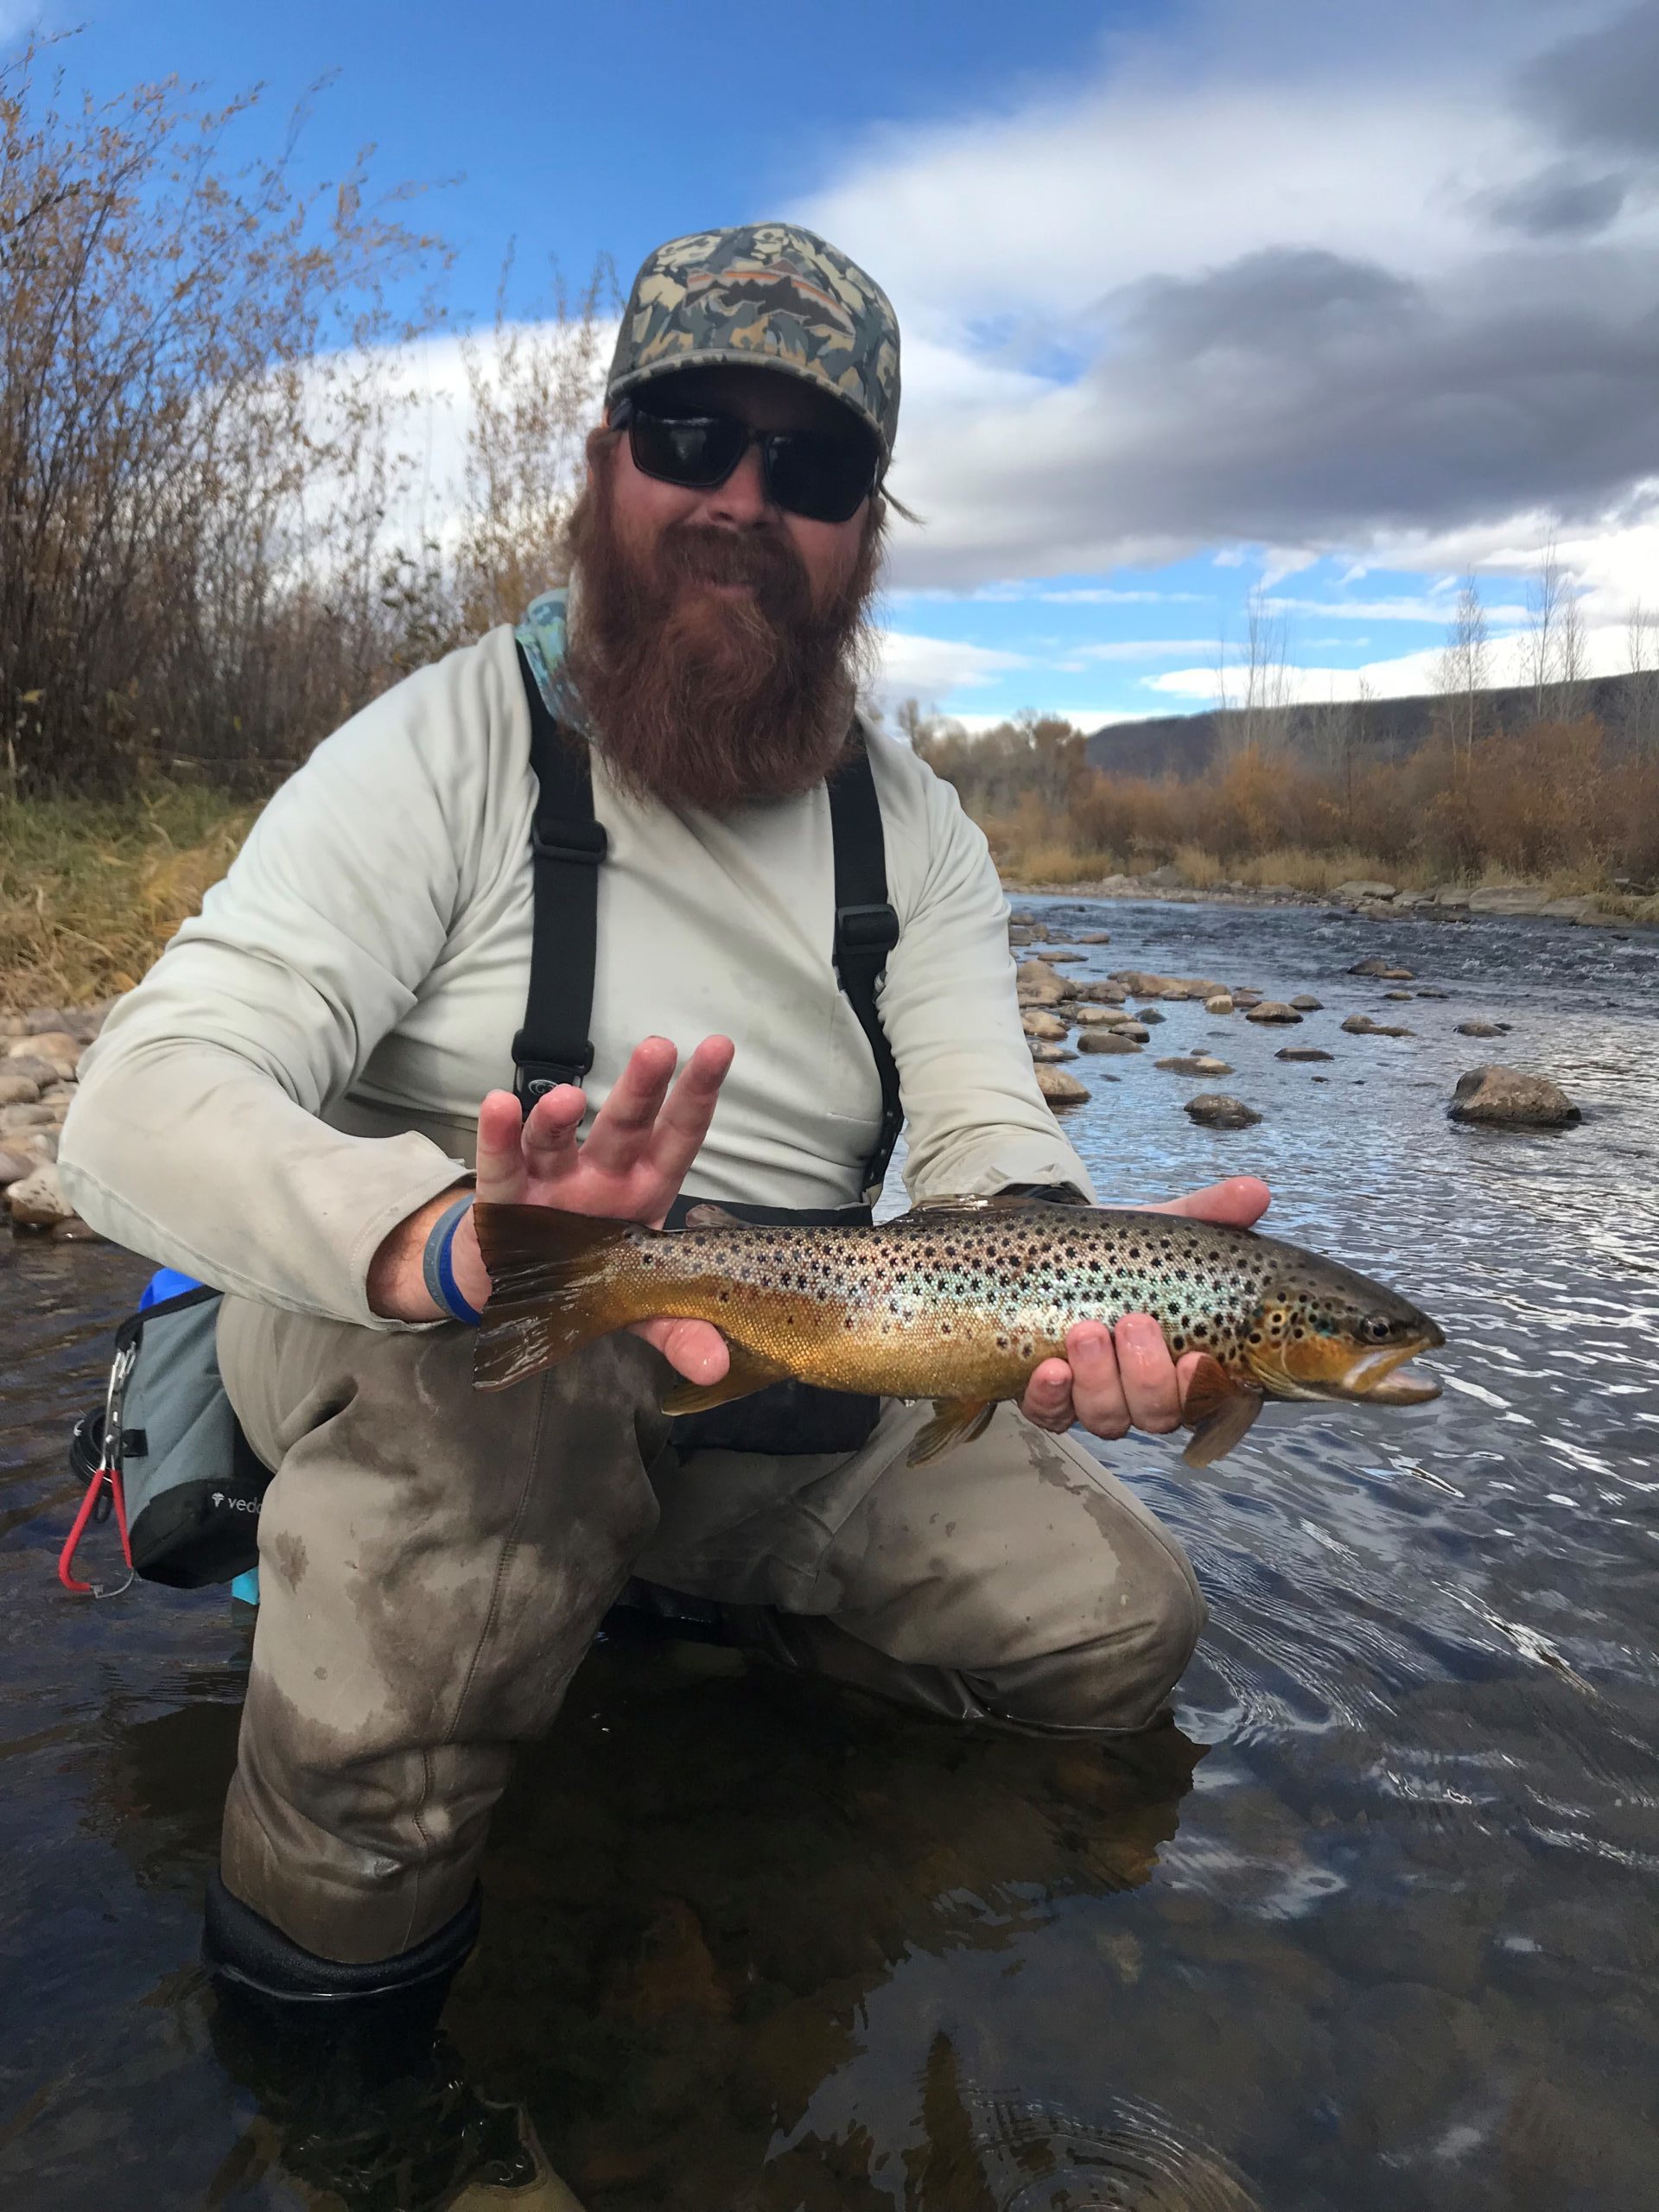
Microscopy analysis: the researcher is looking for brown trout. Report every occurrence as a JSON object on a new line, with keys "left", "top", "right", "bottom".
{"left": 472, "top": 1196, "right": 1444, "bottom": 1467}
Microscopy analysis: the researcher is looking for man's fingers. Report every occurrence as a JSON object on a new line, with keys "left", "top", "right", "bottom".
{"left": 579, "top": 1036, "right": 682, "bottom": 1173}
{"left": 1141, "top": 1175, "right": 1271, "bottom": 1227}
{"left": 1062, "top": 1321, "right": 1131, "bottom": 1438}
{"left": 1020, "top": 1355, "right": 1076, "bottom": 1432}
{"left": 474, "top": 1089, "right": 532, "bottom": 1204}
{"left": 632, "top": 1315, "right": 730, "bottom": 1384}
{"left": 645, "top": 1034, "right": 735, "bottom": 1186}
{"left": 1111, "top": 1313, "right": 1184, "bottom": 1433}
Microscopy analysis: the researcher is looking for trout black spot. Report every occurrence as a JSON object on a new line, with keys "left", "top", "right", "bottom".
{"left": 996, "top": 1335, "right": 1009, "bottom": 1350}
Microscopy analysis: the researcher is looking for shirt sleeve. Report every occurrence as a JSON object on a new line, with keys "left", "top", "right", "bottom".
{"left": 56, "top": 645, "right": 503, "bottom": 1325}
{"left": 874, "top": 747, "right": 1096, "bottom": 1205}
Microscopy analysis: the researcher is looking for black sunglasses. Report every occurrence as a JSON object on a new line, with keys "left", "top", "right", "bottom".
{"left": 611, "top": 393, "right": 880, "bottom": 524}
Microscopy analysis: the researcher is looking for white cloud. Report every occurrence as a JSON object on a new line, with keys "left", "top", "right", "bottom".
{"left": 873, "top": 627, "right": 1031, "bottom": 702}
{"left": 792, "top": 3, "right": 1659, "bottom": 594}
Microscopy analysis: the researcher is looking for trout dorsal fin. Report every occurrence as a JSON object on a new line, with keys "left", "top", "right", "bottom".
{"left": 680, "top": 1202, "right": 747, "bottom": 1230}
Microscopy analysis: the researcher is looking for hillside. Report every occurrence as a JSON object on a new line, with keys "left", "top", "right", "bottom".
{"left": 1085, "top": 671, "right": 1654, "bottom": 781}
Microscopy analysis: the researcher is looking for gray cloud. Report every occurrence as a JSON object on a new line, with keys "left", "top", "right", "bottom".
{"left": 893, "top": 240, "right": 1659, "bottom": 586}
{"left": 1518, "top": 2, "right": 1659, "bottom": 158}
{"left": 1479, "top": 163, "right": 1628, "bottom": 238}
{"left": 1120, "top": 249, "right": 1418, "bottom": 355}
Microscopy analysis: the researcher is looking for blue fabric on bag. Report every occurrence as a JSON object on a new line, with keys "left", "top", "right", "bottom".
{"left": 137, "top": 1268, "right": 260, "bottom": 1607}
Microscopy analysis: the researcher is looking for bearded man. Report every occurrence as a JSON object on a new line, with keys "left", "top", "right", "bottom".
{"left": 60, "top": 226, "right": 1266, "bottom": 2032}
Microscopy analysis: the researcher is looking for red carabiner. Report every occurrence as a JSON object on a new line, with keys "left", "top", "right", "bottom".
{"left": 59, "top": 1459, "right": 132, "bottom": 1596}
{"left": 59, "top": 1340, "right": 137, "bottom": 1598}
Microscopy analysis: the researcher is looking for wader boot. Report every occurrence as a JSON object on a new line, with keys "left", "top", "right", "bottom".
{"left": 204, "top": 1878, "right": 585, "bottom": 2209}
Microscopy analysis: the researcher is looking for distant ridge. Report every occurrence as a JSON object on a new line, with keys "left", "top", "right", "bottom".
{"left": 1085, "top": 671, "right": 1652, "bottom": 781}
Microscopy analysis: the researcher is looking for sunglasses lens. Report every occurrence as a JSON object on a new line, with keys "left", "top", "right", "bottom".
{"left": 766, "top": 431, "right": 878, "bottom": 524}
{"left": 627, "top": 408, "right": 746, "bottom": 488}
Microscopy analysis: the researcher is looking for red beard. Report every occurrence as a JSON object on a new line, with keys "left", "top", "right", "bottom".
{"left": 560, "top": 454, "right": 883, "bottom": 816}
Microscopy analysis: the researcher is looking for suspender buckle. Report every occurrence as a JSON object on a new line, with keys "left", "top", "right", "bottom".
{"left": 531, "top": 822, "right": 608, "bottom": 864}
{"left": 512, "top": 1041, "right": 596, "bottom": 1113}
{"left": 834, "top": 901, "right": 899, "bottom": 957}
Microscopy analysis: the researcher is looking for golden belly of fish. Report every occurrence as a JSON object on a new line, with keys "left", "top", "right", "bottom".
{"left": 472, "top": 1195, "right": 1444, "bottom": 1468}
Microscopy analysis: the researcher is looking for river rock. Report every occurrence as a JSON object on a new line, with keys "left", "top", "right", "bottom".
{"left": 1070, "top": 979, "right": 1129, "bottom": 1005}
{"left": 1113, "top": 969, "right": 1228, "bottom": 1001}
{"left": 1071, "top": 1004, "right": 1126, "bottom": 1027}
{"left": 1455, "top": 1019, "right": 1510, "bottom": 1038}
{"left": 1205, "top": 994, "right": 1235, "bottom": 1015}
{"left": 1230, "top": 988, "right": 1263, "bottom": 1007}
{"left": 1349, "top": 957, "right": 1414, "bottom": 979}
{"left": 1289, "top": 995, "right": 1323, "bottom": 1011}
{"left": 1342, "top": 1014, "right": 1414, "bottom": 1037}
{"left": 1074, "top": 931, "right": 1111, "bottom": 944}
{"left": 1392, "top": 889, "right": 1433, "bottom": 909}
{"left": 1116, "top": 1021, "right": 1152, "bottom": 1042}
{"left": 1007, "top": 924, "right": 1037, "bottom": 945}
{"left": 1432, "top": 884, "right": 1471, "bottom": 906}
{"left": 1021, "top": 1008, "right": 1068, "bottom": 1040}
{"left": 1184, "top": 1092, "right": 1262, "bottom": 1129}
{"left": 1245, "top": 1001, "right": 1302, "bottom": 1024}
{"left": 0, "top": 1147, "right": 34, "bottom": 1186}
{"left": 1016, "top": 959, "right": 1068, "bottom": 1007}
{"left": 1156, "top": 1054, "right": 1233, "bottom": 1077}
{"left": 0, "top": 1073, "right": 41, "bottom": 1108}
{"left": 12, "top": 1128, "right": 57, "bottom": 1164}
{"left": 1539, "top": 895, "right": 1599, "bottom": 922}
{"left": 2, "top": 1053, "right": 66, "bottom": 1089}
{"left": 1035, "top": 1064, "right": 1089, "bottom": 1105}
{"left": 1448, "top": 1065, "right": 1580, "bottom": 1128}
{"left": 1078, "top": 1030, "right": 1141, "bottom": 1055}
{"left": 1414, "top": 987, "right": 1452, "bottom": 999}
{"left": 1277, "top": 1046, "right": 1334, "bottom": 1062}
{"left": 1043, "top": 949, "right": 1085, "bottom": 962}
{"left": 1467, "top": 885, "right": 1548, "bottom": 916}
{"left": 1383, "top": 988, "right": 1414, "bottom": 1000}
{"left": 1028, "top": 1040, "right": 1076, "bottom": 1063}
{"left": 1334, "top": 879, "right": 1397, "bottom": 902}
{"left": 6, "top": 1162, "right": 76, "bottom": 1227}
{"left": 0, "top": 1102, "right": 57, "bottom": 1132}
{"left": 1141, "top": 862, "right": 1185, "bottom": 887}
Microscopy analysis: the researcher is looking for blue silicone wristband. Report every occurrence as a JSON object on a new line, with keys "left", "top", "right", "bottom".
{"left": 423, "top": 1194, "right": 481, "bottom": 1325}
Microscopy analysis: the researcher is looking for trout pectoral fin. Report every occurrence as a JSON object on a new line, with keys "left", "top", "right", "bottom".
{"left": 907, "top": 1398, "right": 997, "bottom": 1466}
{"left": 661, "top": 1344, "right": 789, "bottom": 1416}
{"left": 1181, "top": 1357, "right": 1265, "bottom": 1467}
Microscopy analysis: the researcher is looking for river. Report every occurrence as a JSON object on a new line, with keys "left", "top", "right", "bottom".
{"left": 2, "top": 895, "right": 1656, "bottom": 2209}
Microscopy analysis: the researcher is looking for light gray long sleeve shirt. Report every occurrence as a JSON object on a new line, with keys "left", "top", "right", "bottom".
{"left": 60, "top": 621, "right": 1091, "bottom": 1325}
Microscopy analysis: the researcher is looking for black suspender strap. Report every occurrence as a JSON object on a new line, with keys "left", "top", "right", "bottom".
{"left": 511, "top": 643, "right": 608, "bottom": 1114}
{"left": 828, "top": 741, "right": 903, "bottom": 1199}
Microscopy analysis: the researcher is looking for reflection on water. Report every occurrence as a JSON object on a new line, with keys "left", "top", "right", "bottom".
{"left": 2, "top": 899, "right": 1657, "bottom": 2209}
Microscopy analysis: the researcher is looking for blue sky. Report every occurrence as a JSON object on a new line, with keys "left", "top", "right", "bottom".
{"left": 12, "top": 0, "right": 1659, "bottom": 730}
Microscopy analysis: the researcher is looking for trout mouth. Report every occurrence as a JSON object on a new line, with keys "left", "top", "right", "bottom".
{"left": 1255, "top": 1327, "right": 1445, "bottom": 1405}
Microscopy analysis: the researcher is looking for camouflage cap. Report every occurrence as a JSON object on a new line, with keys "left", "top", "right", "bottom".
{"left": 607, "top": 222, "right": 901, "bottom": 462}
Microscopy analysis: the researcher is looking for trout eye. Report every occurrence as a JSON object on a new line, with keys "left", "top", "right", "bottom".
{"left": 1363, "top": 1316, "right": 1392, "bottom": 1341}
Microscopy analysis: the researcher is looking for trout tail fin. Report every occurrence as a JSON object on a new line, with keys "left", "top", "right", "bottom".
{"left": 472, "top": 1203, "right": 639, "bottom": 1391}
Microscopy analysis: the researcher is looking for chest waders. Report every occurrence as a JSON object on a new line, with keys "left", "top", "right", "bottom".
{"left": 57, "top": 650, "right": 907, "bottom": 1595}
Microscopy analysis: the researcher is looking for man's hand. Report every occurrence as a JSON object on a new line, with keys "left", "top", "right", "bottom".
{"left": 1019, "top": 1177, "right": 1271, "bottom": 1443}
{"left": 369, "top": 1036, "right": 735, "bottom": 1389}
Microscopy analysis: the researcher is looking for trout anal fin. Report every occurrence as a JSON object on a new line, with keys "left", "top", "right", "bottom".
{"left": 1180, "top": 1355, "right": 1265, "bottom": 1467}
{"left": 907, "top": 1398, "right": 998, "bottom": 1466}
{"left": 662, "top": 1345, "right": 789, "bottom": 1417}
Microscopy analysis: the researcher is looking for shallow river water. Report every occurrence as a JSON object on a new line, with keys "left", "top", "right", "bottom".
{"left": 3, "top": 896, "right": 1656, "bottom": 2210}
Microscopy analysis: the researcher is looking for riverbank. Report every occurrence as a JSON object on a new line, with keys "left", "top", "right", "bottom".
{"left": 1001, "top": 864, "right": 1659, "bottom": 928}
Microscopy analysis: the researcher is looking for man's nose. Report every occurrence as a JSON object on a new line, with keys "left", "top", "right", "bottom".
{"left": 701, "top": 439, "right": 772, "bottom": 524}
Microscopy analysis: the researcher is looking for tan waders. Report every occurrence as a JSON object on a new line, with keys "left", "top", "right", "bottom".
{"left": 216, "top": 1294, "right": 1206, "bottom": 1968}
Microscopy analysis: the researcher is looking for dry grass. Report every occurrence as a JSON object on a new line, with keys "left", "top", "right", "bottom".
{"left": 0, "top": 785, "right": 256, "bottom": 1008}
